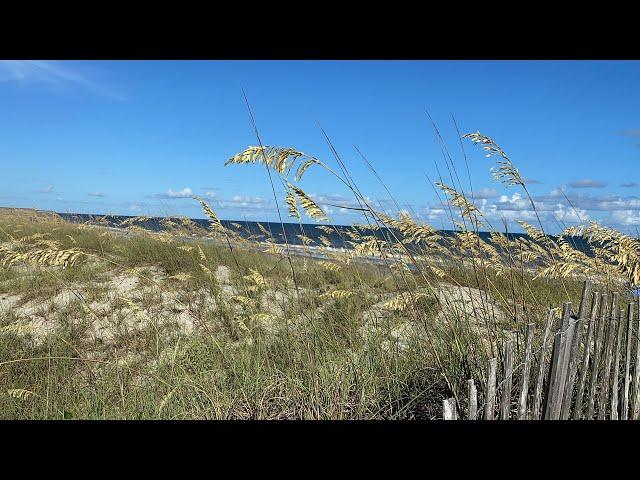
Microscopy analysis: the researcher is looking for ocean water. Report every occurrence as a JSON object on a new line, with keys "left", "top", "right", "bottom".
{"left": 55, "top": 212, "right": 594, "bottom": 256}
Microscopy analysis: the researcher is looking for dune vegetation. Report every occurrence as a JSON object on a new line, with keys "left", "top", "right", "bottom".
{"left": 0, "top": 132, "right": 637, "bottom": 419}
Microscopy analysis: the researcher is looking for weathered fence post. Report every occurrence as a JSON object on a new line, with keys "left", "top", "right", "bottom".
{"left": 632, "top": 303, "right": 640, "bottom": 420}
{"left": 443, "top": 397, "right": 457, "bottom": 420}
{"left": 561, "top": 280, "right": 592, "bottom": 419}
{"left": 574, "top": 292, "right": 600, "bottom": 419}
{"left": 547, "top": 331, "right": 568, "bottom": 420}
{"left": 557, "top": 303, "right": 575, "bottom": 416}
{"left": 543, "top": 316, "right": 562, "bottom": 419}
{"left": 587, "top": 292, "right": 608, "bottom": 419}
{"left": 501, "top": 340, "right": 513, "bottom": 420}
{"left": 545, "top": 303, "right": 571, "bottom": 420}
{"left": 532, "top": 309, "right": 556, "bottom": 420}
{"left": 518, "top": 322, "right": 535, "bottom": 420}
{"left": 485, "top": 357, "right": 497, "bottom": 420}
{"left": 467, "top": 379, "right": 477, "bottom": 420}
{"left": 610, "top": 307, "right": 626, "bottom": 420}
{"left": 599, "top": 292, "right": 618, "bottom": 419}
{"left": 622, "top": 302, "right": 634, "bottom": 420}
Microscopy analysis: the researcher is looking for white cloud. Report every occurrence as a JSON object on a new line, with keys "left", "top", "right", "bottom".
{"left": 218, "top": 195, "right": 271, "bottom": 210}
{"left": 611, "top": 210, "right": 640, "bottom": 226}
{"left": 553, "top": 204, "right": 589, "bottom": 223}
{"left": 538, "top": 192, "right": 640, "bottom": 212}
{"left": 155, "top": 187, "right": 194, "bottom": 199}
{"left": 88, "top": 192, "right": 106, "bottom": 197}
{"left": 426, "top": 208, "right": 445, "bottom": 220}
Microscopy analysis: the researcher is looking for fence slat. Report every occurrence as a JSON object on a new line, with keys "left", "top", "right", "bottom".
{"left": 443, "top": 397, "right": 457, "bottom": 420}
{"left": 501, "top": 340, "right": 513, "bottom": 420}
{"left": 485, "top": 358, "right": 497, "bottom": 420}
{"left": 518, "top": 322, "right": 535, "bottom": 420}
{"left": 575, "top": 279, "right": 592, "bottom": 318}
{"left": 587, "top": 292, "right": 608, "bottom": 419}
{"left": 574, "top": 292, "right": 601, "bottom": 419}
{"left": 561, "top": 280, "right": 592, "bottom": 419}
{"left": 467, "top": 379, "right": 477, "bottom": 420}
{"left": 544, "top": 332, "right": 562, "bottom": 419}
{"left": 599, "top": 293, "right": 618, "bottom": 419}
{"left": 622, "top": 302, "right": 634, "bottom": 420}
{"left": 632, "top": 303, "right": 640, "bottom": 420}
{"left": 549, "top": 330, "right": 569, "bottom": 420}
{"left": 557, "top": 304, "right": 575, "bottom": 417}
{"left": 610, "top": 307, "right": 626, "bottom": 420}
{"left": 543, "top": 313, "right": 563, "bottom": 419}
{"left": 545, "top": 303, "right": 571, "bottom": 420}
{"left": 532, "top": 309, "right": 556, "bottom": 420}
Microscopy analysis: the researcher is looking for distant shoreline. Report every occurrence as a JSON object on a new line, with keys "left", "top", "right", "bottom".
{"left": 0, "top": 206, "right": 596, "bottom": 257}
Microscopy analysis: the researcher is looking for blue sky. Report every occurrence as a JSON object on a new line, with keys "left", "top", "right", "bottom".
{"left": 1, "top": 60, "right": 639, "bottom": 233}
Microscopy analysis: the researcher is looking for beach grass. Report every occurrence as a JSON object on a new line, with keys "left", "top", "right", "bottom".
{"left": 0, "top": 130, "right": 637, "bottom": 419}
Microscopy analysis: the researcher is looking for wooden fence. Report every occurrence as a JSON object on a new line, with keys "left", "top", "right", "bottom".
{"left": 442, "top": 280, "right": 640, "bottom": 420}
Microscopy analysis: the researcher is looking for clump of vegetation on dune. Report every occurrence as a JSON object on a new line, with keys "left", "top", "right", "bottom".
{"left": 0, "top": 132, "right": 637, "bottom": 419}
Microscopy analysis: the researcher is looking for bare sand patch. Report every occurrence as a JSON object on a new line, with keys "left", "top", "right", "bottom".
{"left": 109, "top": 273, "right": 140, "bottom": 295}
{"left": 0, "top": 293, "right": 21, "bottom": 313}
{"left": 434, "top": 282, "right": 506, "bottom": 325}
{"left": 215, "top": 265, "right": 231, "bottom": 284}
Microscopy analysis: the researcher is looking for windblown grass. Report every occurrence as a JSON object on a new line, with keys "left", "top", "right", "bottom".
{"left": 0, "top": 130, "right": 636, "bottom": 419}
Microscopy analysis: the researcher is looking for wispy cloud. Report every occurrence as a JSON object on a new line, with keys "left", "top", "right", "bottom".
{"left": 35, "top": 185, "right": 54, "bottom": 194}
{"left": 470, "top": 188, "right": 498, "bottom": 199}
{"left": 522, "top": 177, "right": 542, "bottom": 185}
{"left": 621, "top": 182, "right": 638, "bottom": 188}
{"left": 88, "top": 192, "right": 106, "bottom": 197}
{"left": 568, "top": 179, "right": 608, "bottom": 189}
{"left": 620, "top": 128, "right": 640, "bottom": 137}
{"left": 0, "top": 60, "right": 126, "bottom": 101}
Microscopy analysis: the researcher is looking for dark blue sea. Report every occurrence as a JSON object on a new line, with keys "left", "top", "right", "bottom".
{"left": 54, "top": 212, "right": 594, "bottom": 256}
